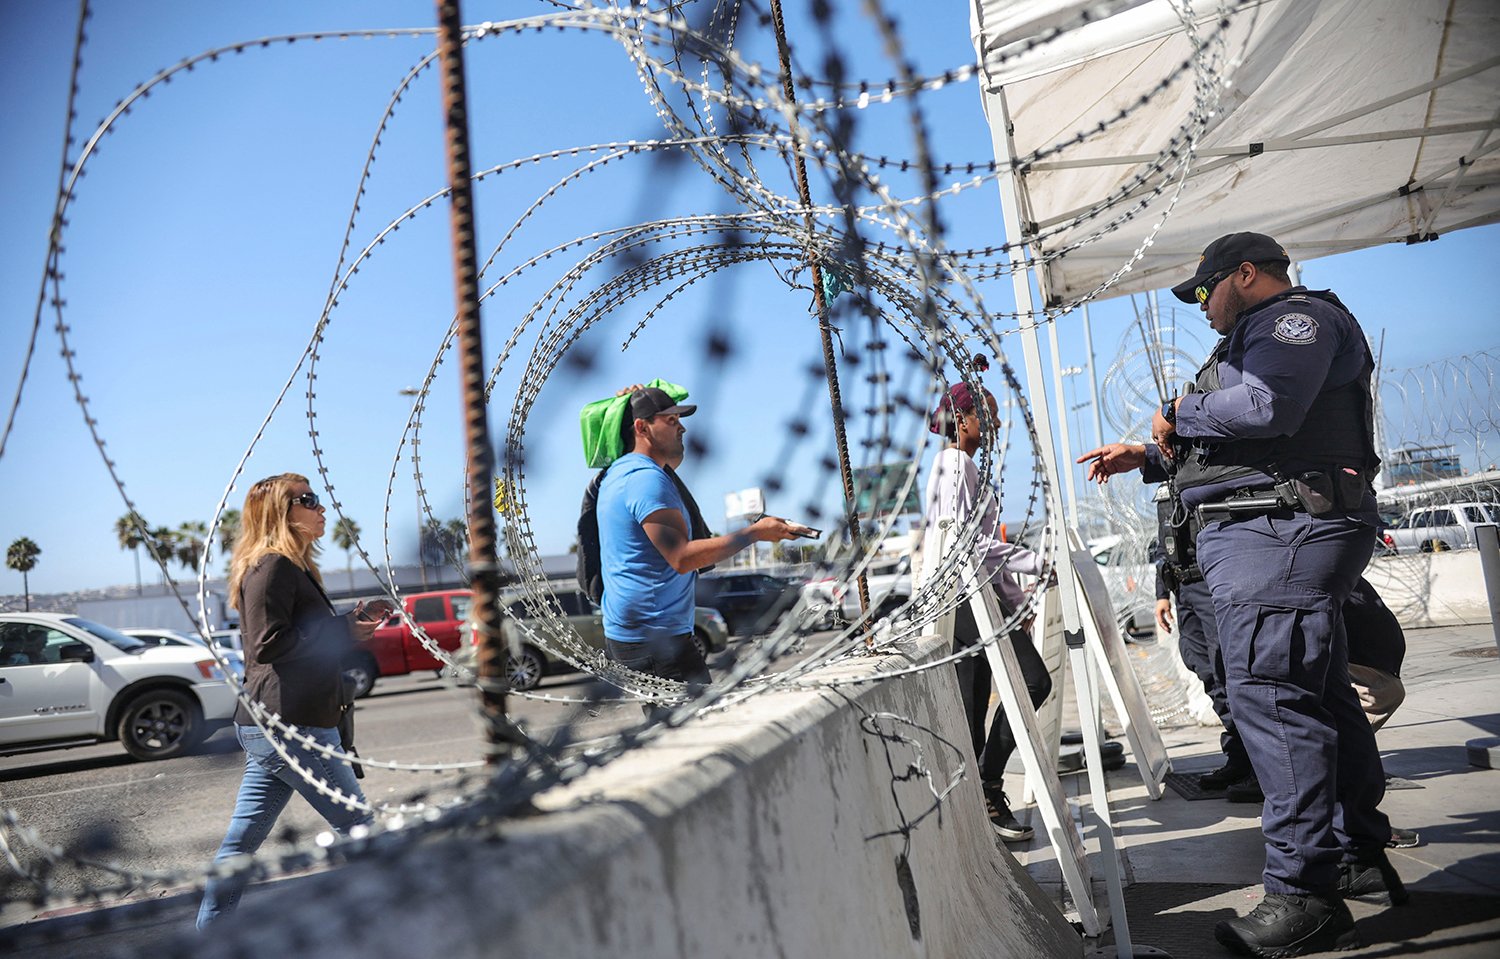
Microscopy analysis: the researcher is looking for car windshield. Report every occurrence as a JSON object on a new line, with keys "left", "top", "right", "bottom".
{"left": 65, "top": 617, "right": 150, "bottom": 653}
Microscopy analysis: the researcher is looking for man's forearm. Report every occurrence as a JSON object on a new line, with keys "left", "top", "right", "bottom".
{"left": 668, "top": 529, "right": 757, "bottom": 572}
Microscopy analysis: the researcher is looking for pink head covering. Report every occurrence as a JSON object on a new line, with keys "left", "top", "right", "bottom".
{"left": 929, "top": 381, "right": 979, "bottom": 434}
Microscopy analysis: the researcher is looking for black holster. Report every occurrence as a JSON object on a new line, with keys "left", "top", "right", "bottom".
{"left": 1276, "top": 468, "right": 1370, "bottom": 518}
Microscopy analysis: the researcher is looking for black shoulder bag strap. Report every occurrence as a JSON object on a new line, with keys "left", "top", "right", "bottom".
{"left": 665, "top": 465, "right": 716, "bottom": 574}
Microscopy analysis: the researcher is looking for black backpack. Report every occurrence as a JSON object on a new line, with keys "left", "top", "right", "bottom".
{"left": 577, "top": 462, "right": 714, "bottom": 605}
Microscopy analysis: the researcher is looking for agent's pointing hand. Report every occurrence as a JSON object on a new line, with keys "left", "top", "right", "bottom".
{"left": 1076, "top": 443, "right": 1147, "bottom": 484}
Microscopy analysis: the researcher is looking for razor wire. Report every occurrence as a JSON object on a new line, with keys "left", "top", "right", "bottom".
{"left": 0, "top": 0, "right": 1259, "bottom": 937}
{"left": 1377, "top": 349, "right": 1500, "bottom": 487}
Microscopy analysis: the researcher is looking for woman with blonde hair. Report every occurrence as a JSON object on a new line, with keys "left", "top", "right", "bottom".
{"left": 196, "top": 472, "right": 389, "bottom": 928}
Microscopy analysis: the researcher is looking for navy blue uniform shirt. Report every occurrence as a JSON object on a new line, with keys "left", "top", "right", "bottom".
{"left": 1144, "top": 288, "right": 1379, "bottom": 523}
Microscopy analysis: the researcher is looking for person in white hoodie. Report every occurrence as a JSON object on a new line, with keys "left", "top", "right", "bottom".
{"left": 922, "top": 380, "right": 1051, "bottom": 841}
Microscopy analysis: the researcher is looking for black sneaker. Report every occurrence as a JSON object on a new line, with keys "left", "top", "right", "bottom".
{"left": 1198, "top": 761, "right": 1254, "bottom": 791}
{"left": 1338, "top": 850, "right": 1409, "bottom": 906}
{"left": 1387, "top": 826, "right": 1420, "bottom": 848}
{"left": 1214, "top": 892, "right": 1359, "bottom": 957}
{"left": 1226, "top": 774, "right": 1265, "bottom": 804}
{"left": 983, "top": 789, "right": 1034, "bottom": 842}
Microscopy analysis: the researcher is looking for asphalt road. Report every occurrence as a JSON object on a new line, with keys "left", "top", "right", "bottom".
{"left": 0, "top": 630, "right": 828, "bottom": 949}
{"left": 0, "top": 666, "right": 643, "bottom": 930}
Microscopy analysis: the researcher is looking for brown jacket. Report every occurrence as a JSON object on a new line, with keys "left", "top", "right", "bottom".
{"left": 235, "top": 554, "right": 352, "bottom": 728}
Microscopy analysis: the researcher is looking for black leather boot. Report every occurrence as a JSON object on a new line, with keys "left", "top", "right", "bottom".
{"left": 1197, "top": 760, "right": 1253, "bottom": 791}
{"left": 1225, "top": 774, "right": 1265, "bottom": 803}
{"left": 1338, "top": 849, "right": 1409, "bottom": 905}
{"left": 1214, "top": 892, "right": 1359, "bottom": 957}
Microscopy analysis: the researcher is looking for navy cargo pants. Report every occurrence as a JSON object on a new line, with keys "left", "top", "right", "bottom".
{"left": 1196, "top": 509, "right": 1388, "bottom": 895}
{"left": 1175, "top": 578, "right": 1248, "bottom": 770}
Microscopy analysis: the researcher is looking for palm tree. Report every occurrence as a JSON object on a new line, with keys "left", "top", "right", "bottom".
{"left": 218, "top": 509, "right": 242, "bottom": 571}
{"left": 444, "top": 518, "right": 468, "bottom": 559}
{"left": 331, "top": 517, "right": 360, "bottom": 591}
{"left": 6, "top": 538, "right": 41, "bottom": 612}
{"left": 148, "top": 526, "right": 178, "bottom": 587}
{"left": 175, "top": 521, "right": 210, "bottom": 572}
{"left": 115, "top": 510, "right": 149, "bottom": 595}
{"left": 420, "top": 518, "right": 445, "bottom": 568}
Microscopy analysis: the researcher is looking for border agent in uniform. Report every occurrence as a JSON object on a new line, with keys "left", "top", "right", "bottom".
{"left": 1078, "top": 233, "right": 1405, "bottom": 957}
{"left": 1151, "top": 484, "right": 1252, "bottom": 794}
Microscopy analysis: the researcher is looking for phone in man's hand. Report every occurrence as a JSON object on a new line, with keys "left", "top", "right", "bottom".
{"left": 748, "top": 510, "right": 820, "bottom": 539}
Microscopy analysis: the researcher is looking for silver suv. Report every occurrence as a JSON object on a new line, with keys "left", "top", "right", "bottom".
{"left": 1380, "top": 502, "right": 1500, "bottom": 554}
{"left": 1, "top": 613, "right": 236, "bottom": 761}
{"left": 450, "top": 584, "right": 730, "bottom": 691}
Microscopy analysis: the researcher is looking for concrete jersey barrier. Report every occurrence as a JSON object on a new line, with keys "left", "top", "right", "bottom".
{"left": 1365, "top": 549, "right": 1493, "bottom": 628}
{"left": 191, "top": 632, "right": 1080, "bottom": 958}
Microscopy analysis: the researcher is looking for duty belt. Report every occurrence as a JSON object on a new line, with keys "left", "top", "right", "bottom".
{"left": 1195, "top": 485, "right": 1302, "bottom": 525}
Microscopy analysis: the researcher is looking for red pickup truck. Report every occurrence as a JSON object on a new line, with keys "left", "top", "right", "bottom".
{"left": 344, "top": 590, "right": 468, "bottom": 698}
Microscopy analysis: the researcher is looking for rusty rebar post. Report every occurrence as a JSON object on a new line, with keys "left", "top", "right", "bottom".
{"left": 767, "top": 0, "right": 871, "bottom": 624}
{"left": 434, "top": 0, "right": 510, "bottom": 764}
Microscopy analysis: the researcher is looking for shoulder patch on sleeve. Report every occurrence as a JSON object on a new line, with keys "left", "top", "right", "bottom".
{"left": 1272, "top": 312, "right": 1318, "bottom": 345}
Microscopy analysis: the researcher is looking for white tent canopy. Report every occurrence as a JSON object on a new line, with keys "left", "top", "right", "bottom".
{"left": 970, "top": 0, "right": 1500, "bottom": 306}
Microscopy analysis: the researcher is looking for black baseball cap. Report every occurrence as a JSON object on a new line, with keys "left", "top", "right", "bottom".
{"left": 628, "top": 387, "right": 696, "bottom": 420}
{"left": 1170, "top": 232, "right": 1290, "bottom": 303}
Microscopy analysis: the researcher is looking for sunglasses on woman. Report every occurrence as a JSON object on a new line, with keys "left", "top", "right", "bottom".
{"left": 290, "top": 492, "right": 322, "bottom": 510}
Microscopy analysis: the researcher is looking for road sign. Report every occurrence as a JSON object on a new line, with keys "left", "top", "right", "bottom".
{"left": 853, "top": 461, "right": 921, "bottom": 518}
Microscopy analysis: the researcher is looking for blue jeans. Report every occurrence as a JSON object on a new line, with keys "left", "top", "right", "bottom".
{"left": 605, "top": 635, "right": 710, "bottom": 685}
{"left": 605, "top": 635, "right": 709, "bottom": 720}
{"left": 196, "top": 724, "right": 372, "bottom": 928}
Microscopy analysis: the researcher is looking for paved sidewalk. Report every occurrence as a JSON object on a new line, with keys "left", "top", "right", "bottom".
{"left": 1012, "top": 622, "right": 1500, "bottom": 957}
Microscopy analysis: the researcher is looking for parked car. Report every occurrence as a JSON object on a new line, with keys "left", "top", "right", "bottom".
{"left": 1380, "top": 502, "right": 1500, "bottom": 554}
{"left": 350, "top": 590, "right": 471, "bottom": 698}
{"left": 1087, "top": 535, "right": 1155, "bottom": 640}
{"left": 800, "top": 557, "right": 912, "bottom": 629}
{"left": 204, "top": 628, "right": 245, "bottom": 667}
{"left": 697, "top": 571, "right": 804, "bottom": 634}
{"left": 0, "top": 612, "right": 236, "bottom": 761}
{"left": 452, "top": 583, "right": 730, "bottom": 692}
{"left": 122, "top": 627, "right": 246, "bottom": 679}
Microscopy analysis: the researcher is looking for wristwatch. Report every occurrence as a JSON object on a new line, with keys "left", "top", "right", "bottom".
{"left": 1160, "top": 397, "right": 1177, "bottom": 425}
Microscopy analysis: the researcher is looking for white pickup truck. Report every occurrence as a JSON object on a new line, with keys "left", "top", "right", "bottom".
{"left": 1380, "top": 501, "right": 1500, "bottom": 554}
{"left": 0, "top": 612, "right": 236, "bottom": 761}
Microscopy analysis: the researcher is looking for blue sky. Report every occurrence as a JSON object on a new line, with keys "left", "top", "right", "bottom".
{"left": 3, "top": 1, "right": 1497, "bottom": 597}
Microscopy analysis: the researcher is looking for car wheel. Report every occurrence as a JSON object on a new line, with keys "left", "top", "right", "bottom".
{"left": 505, "top": 646, "right": 545, "bottom": 692}
{"left": 691, "top": 628, "right": 711, "bottom": 661}
{"left": 342, "top": 654, "right": 379, "bottom": 699}
{"left": 117, "top": 689, "right": 202, "bottom": 761}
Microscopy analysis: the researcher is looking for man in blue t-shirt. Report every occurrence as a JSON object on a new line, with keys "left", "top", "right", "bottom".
{"left": 598, "top": 386, "right": 807, "bottom": 687}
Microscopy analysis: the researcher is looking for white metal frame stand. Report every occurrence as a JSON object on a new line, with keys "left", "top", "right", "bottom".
{"left": 985, "top": 81, "right": 1172, "bottom": 957}
{"left": 933, "top": 518, "right": 1101, "bottom": 934}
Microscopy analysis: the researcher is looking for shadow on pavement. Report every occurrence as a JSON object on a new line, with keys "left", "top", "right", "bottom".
{"left": 0, "top": 753, "right": 137, "bottom": 783}
{"left": 1109, "top": 882, "right": 1500, "bottom": 958}
{"left": 1349, "top": 890, "right": 1500, "bottom": 957}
